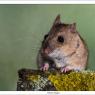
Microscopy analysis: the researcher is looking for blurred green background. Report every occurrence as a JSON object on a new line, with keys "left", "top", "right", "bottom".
{"left": 0, "top": 5, "right": 94, "bottom": 90}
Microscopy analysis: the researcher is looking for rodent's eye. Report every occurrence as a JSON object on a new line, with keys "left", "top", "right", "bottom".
{"left": 44, "top": 34, "right": 48, "bottom": 39}
{"left": 57, "top": 36, "right": 64, "bottom": 43}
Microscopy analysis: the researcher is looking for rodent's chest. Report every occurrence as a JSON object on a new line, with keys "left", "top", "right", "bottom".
{"left": 48, "top": 49, "right": 70, "bottom": 67}
{"left": 52, "top": 56, "right": 68, "bottom": 68}
{"left": 48, "top": 49, "right": 66, "bottom": 67}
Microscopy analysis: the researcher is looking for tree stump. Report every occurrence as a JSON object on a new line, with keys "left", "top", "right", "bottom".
{"left": 17, "top": 69, "right": 95, "bottom": 91}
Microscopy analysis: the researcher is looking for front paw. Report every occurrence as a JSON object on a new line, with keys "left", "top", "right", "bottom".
{"left": 40, "top": 63, "right": 49, "bottom": 71}
{"left": 60, "top": 66, "right": 72, "bottom": 73}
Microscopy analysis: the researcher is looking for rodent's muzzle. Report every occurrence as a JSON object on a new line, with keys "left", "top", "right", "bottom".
{"left": 42, "top": 42, "right": 53, "bottom": 55}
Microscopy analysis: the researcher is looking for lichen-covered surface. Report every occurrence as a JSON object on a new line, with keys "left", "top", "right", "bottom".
{"left": 17, "top": 69, "right": 95, "bottom": 91}
{"left": 17, "top": 69, "right": 56, "bottom": 91}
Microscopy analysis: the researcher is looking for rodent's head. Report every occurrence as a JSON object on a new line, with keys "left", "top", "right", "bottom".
{"left": 41, "top": 15, "right": 79, "bottom": 58}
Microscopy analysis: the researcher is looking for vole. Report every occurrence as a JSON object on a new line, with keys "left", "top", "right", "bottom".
{"left": 37, "top": 15, "right": 88, "bottom": 73}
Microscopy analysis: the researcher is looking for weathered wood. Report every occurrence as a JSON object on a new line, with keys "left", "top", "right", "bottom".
{"left": 17, "top": 69, "right": 56, "bottom": 91}
{"left": 17, "top": 69, "right": 95, "bottom": 91}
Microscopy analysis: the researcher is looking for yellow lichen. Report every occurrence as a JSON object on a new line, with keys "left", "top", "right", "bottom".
{"left": 27, "top": 75, "right": 39, "bottom": 81}
{"left": 48, "top": 71, "right": 95, "bottom": 91}
{"left": 26, "top": 71, "right": 95, "bottom": 91}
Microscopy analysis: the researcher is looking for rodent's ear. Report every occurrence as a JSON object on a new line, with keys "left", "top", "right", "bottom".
{"left": 49, "top": 15, "right": 61, "bottom": 33}
{"left": 50, "top": 15, "right": 61, "bottom": 32}
{"left": 53, "top": 14, "right": 61, "bottom": 26}
{"left": 69, "top": 23, "right": 77, "bottom": 33}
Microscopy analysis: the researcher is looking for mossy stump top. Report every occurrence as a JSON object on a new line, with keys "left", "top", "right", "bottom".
{"left": 17, "top": 69, "right": 95, "bottom": 91}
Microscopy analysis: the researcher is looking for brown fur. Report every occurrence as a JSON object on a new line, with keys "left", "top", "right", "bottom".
{"left": 37, "top": 15, "right": 88, "bottom": 72}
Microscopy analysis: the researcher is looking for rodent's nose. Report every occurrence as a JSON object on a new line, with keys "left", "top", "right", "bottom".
{"left": 44, "top": 47, "right": 51, "bottom": 54}
{"left": 43, "top": 41, "right": 49, "bottom": 50}
{"left": 43, "top": 42, "right": 51, "bottom": 54}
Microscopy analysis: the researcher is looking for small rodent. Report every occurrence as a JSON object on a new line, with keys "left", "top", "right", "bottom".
{"left": 37, "top": 15, "right": 88, "bottom": 73}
